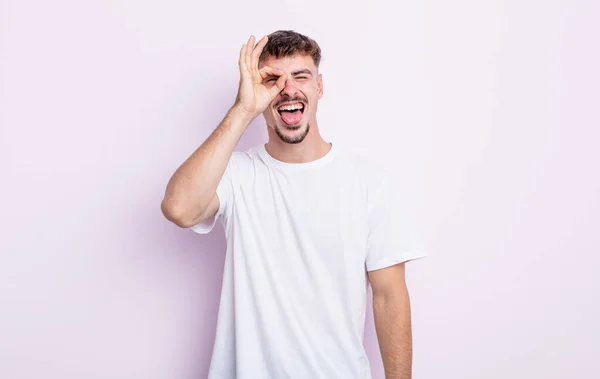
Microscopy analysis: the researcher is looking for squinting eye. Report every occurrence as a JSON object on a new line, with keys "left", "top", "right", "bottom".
{"left": 297, "top": 76, "right": 308, "bottom": 80}
{"left": 267, "top": 78, "right": 277, "bottom": 82}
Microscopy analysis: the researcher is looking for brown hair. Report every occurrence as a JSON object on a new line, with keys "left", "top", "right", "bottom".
{"left": 259, "top": 30, "right": 322, "bottom": 69}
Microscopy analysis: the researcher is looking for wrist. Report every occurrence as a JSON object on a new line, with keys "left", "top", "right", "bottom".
{"left": 230, "top": 104, "right": 257, "bottom": 124}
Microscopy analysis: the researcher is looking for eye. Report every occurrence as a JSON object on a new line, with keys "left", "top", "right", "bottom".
{"left": 296, "top": 76, "right": 308, "bottom": 80}
{"left": 267, "top": 77, "right": 277, "bottom": 82}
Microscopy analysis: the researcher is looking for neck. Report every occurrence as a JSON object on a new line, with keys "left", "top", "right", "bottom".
{"left": 265, "top": 121, "right": 331, "bottom": 164}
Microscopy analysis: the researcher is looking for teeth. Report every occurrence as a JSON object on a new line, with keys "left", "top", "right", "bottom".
{"left": 278, "top": 103, "right": 304, "bottom": 111}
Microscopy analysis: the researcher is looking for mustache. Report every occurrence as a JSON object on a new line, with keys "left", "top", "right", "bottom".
{"left": 275, "top": 96, "right": 307, "bottom": 107}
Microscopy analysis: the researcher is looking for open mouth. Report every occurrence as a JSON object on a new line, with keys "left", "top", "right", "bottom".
{"left": 277, "top": 102, "right": 305, "bottom": 126}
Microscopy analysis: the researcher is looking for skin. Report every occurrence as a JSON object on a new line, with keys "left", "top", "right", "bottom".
{"left": 258, "top": 54, "right": 331, "bottom": 162}
{"left": 369, "top": 263, "right": 413, "bottom": 379}
{"left": 161, "top": 35, "right": 413, "bottom": 379}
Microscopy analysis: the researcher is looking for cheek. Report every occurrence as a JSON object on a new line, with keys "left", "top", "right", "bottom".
{"left": 263, "top": 109, "right": 275, "bottom": 121}
{"left": 302, "top": 85, "right": 318, "bottom": 100}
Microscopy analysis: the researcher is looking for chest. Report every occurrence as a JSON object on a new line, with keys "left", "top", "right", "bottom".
{"left": 230, "top": 167, "right": 370, "bottom": 267}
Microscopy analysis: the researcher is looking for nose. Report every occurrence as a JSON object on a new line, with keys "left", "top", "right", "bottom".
{"left": 280, "top": 77, "right": 299, "bottom": 97}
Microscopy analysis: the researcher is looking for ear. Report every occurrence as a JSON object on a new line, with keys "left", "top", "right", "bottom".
{"left": 317, "top": 73, "right": 323, "bottom": 99}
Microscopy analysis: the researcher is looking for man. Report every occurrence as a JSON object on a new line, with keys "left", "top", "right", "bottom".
{"left": 161, "top": 30, "right": 426, "bottom": 379}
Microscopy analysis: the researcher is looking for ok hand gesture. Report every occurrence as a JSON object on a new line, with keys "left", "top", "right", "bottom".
{"left": 234, "top": 35, "right": 287, "bottom": 120}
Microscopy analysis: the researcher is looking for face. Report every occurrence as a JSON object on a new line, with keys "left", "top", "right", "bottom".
{"left": 259, "top": 54, "right": 323, "bottom": 144}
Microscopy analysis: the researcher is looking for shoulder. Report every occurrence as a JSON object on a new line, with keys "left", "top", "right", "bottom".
{"left": 226, "top": 145, "right": 263, "bottom": 168}
{"left": 222, "top": 144, "right": 272, "bottom": 184}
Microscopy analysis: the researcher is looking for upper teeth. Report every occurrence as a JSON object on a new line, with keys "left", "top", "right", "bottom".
{"left": 279, "top": 104, "right": 303, "bottom": 111}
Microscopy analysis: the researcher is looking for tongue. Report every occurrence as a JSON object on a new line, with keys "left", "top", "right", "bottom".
{"left": 280, "top": 110, "right": 303, "bottom": 125}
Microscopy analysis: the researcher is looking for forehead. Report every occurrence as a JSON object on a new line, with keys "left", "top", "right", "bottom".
{"left": 259, "top": 54, "right": 317, "bottom": 74}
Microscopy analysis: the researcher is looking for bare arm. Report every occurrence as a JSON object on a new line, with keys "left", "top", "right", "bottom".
{"left": 161, "top": 35, "right": 287, "bottom": 227}
{"left": 368, "top": 263, "right": 413, "bottom": 379}
{"left": 161, "top": 106, "right": 251, "bottom": 227}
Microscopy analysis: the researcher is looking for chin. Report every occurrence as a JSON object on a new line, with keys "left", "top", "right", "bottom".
{"left": 275, "top": 121, "right": 311, "bottom": 144}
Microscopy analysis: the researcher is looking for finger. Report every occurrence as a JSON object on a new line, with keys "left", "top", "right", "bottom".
{"left": 245, "top": 35, "right": 255, "bottom": 72}
{"left": 258, "top": 66, "right": 284, "bottom": 79}
{"left": 239, "top": 43, "right": 248, "bottom": 71}
{"left": 239, "top": 48, "right": 252, "bottom": 83}
{"left": 251, "top": 36, "right": 269, "bottom": 70}
{"left": 270, "top": 74, "right": 287, "bottom": 98}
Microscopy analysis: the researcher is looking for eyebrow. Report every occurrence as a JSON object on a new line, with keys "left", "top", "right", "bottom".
{"left": 291, "top": 69, "right": 313, "bottom": 77}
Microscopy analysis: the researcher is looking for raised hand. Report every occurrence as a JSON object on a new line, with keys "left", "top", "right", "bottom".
{"left": 234, "top": 35, "right": 287, "bottom": 120}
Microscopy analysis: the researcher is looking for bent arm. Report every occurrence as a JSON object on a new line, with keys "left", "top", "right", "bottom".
{"left": 161, "top": 106, "right": 252, "bottom": 228}
{"left": 161, "top": 35, "right": 286, "bottom": 228}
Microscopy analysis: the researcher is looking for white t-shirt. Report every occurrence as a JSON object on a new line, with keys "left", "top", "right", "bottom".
{"left": 191, "top": 142, "right": 426, "bottom": 379}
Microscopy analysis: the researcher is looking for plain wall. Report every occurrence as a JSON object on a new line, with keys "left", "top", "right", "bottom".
{"left": 1, "top": 0, "right": 598, "bottom": 378}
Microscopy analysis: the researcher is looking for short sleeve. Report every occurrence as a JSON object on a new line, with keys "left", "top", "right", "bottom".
{"left": 364, "top": 170, "right": 427, "bottom": 271}
{"left": 188, "top": 152, "right": 237, "bottom": 234}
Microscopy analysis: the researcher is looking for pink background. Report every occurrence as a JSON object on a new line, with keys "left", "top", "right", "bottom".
{"left": 1, "top": 0, "right": 598, "bottom": 378}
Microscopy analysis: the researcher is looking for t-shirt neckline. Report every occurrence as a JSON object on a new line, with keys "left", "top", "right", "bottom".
{"left": 258, "top": 142, "right": 336, "bottom": 170}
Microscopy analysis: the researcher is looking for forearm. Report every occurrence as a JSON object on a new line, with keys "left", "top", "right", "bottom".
{"left": 161, "top": 105, "right": 252, "bottom": 224}
{"left": 372, "top": 289, "right": 413, "bottom": 379}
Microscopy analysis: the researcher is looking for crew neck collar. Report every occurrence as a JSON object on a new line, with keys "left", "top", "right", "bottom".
{"left": 257, "top": 142, "right": 336, "bottom": 170}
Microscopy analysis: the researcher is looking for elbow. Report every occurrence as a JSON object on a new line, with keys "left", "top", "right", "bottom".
{"left": 161, "top": 197, "right": 201, "bottom": 228}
